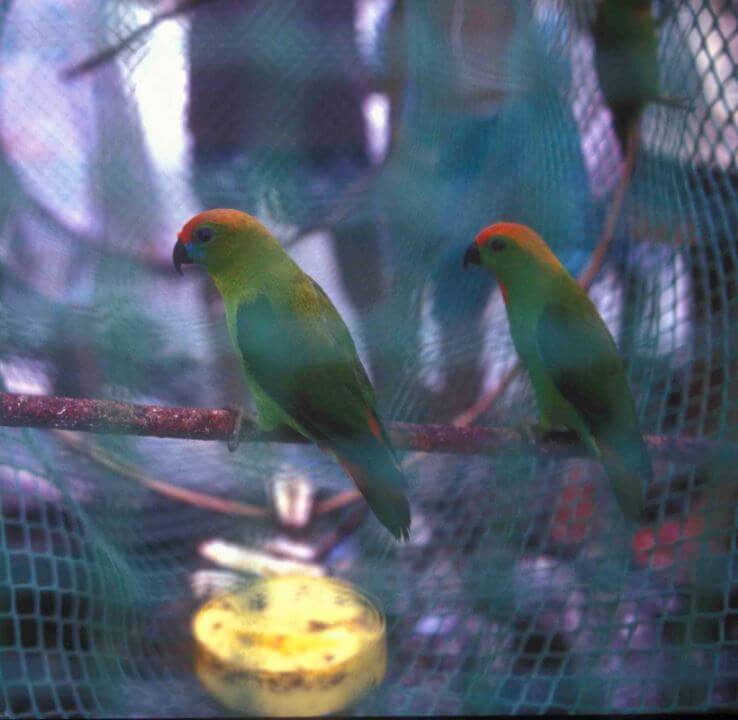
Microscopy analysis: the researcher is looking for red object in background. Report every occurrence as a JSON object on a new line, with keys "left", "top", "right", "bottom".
{"left": 550, "top": 466, "right": 598, "bottom": 545}
{"left": 632, "top": 514, "right": 704, "bottom": 571}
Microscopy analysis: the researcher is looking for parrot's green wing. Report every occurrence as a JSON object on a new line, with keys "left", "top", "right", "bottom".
{"left": 235, "top": 275, "right": 410, "bottom": 539}
{"left": 536, "top": 301, "right": 650, "bottom": 518}
{"left": 536, "top": 302, "right": 622, "bottom": 435}
{"left": 235, "top": 278, "right": 376, "bottom": 440}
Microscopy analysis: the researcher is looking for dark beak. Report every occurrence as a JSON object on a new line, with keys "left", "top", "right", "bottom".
{"left": 463, "top": 244, "right": 481, "bottom": 269}
{"left": 172, "top": 241, "right": 192, "bottom": 276}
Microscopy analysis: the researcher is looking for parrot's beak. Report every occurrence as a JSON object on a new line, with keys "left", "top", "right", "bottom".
{"left": 463, "top": 244, "right": 481, "bottom": 269}
{"left": 172, "top": 240, "right": 192, "bottom": 276}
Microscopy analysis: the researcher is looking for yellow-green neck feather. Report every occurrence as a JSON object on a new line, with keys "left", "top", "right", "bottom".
{"left": 484, "top": 243, "right": 570, "bottom": 307}
{"left": 203, "top": 227, "right": 298, "bottom": 300}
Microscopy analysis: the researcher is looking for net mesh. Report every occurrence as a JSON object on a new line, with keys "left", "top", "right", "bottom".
{"left": 1, "top": 0, "right": 738, "bottom": 715}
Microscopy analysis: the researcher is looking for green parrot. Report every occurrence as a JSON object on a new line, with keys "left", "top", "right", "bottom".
{"left": 173, "top": 208, "right": 410, "bottom": 540}
{"left": 463, "top": 222, "right": 651, "bottom": 519}
{"left": 591, "top": 0, "right": 663, "bottom": 154}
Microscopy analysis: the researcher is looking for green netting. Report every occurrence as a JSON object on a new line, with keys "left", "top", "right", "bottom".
{"left": 1, "top": 0, "right": 738, "bottom": 715}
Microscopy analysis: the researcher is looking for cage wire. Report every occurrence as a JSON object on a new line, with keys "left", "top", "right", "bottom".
{"left": 0, "top": 0, "right": 737, "bottom": 715}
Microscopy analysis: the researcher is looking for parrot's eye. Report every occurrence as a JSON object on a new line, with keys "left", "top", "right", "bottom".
{"left": 195, "top": 226, "right": 214, "bottom": 243}
{"left": 490, "top": 237, "right": 506, "bottom": 252}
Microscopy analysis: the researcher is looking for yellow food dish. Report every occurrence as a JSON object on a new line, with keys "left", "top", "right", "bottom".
{"left": 192, "top": 574, "right": 387, "bottom": 716}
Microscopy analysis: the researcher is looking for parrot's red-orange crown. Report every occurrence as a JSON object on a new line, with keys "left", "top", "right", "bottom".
{"left": 475, "top": 222, "right": 538, "bottom": 248}
{"left": 177, "top": 208, "right": 249, "bottom": 244}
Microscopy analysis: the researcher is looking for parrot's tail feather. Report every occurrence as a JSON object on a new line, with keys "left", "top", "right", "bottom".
{"left": 337, "top": 453, "right": 411, "bottom": 542}
{"left": 597, "top": 436, "right": 651, "bottom": 521}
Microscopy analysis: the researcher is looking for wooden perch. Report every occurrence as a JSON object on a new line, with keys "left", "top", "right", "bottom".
{"left": 0, "top": 391, "right": 728, "bottom": 466}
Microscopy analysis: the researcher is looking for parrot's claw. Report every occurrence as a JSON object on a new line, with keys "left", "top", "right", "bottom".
{"left": 224, "top": 405, "right": 256, "bottom": 452}
{"left": 519, "top": 423, "right": 541, "bottom": 447}
{"left": 518, "top": 422, "right": 565, "bottom": 447}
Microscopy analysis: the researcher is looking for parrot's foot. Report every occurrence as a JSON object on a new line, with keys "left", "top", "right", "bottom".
{"left": 518, "top": 422, "right": 569, "bottom": 447}
{"left": 224, "top": 405, "right": 258, "bottom": 452}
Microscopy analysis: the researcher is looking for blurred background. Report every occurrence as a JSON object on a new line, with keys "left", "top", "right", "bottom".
{"left": 1, "top": 0, "right": 738, "bottom": 715}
